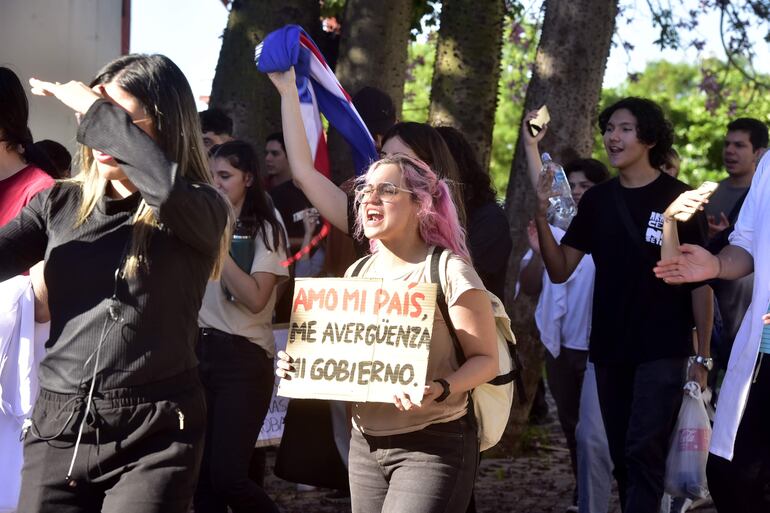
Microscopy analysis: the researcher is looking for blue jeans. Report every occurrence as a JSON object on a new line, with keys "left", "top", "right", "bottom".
{"left": 349, "top": 416, "right": 478, "bottom": 513}
{"left": 576, "top": 361, "right": 614, "bottom": 513}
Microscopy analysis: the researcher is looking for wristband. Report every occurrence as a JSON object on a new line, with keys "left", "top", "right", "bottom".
{"left": 433, "top": 378, "right": 451, "bottom": 403}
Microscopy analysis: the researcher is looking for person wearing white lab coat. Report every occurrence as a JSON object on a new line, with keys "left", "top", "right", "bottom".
{"left": 654, "top": 150, "right": 770, "bottom": 512}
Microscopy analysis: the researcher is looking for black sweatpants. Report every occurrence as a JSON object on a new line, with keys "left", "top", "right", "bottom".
{"left": 17, "top": 368, "right": 206, "bottom": 513}
{"left": 194, "top": 328, "right": 279, "bottom": 513}
{"left": 595, "top": 357, "right": 686, "bottom": 513}
{"left": 707, "top": 354, "right": 770, "bottom": 513}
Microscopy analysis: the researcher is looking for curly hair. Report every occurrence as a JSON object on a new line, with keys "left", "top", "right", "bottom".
{"left": 598, "top": 97, "right": 674, "bottom": 169}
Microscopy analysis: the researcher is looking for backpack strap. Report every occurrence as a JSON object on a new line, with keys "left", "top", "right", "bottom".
{"left": 429, "top": 246, "right": 467, "bottom": 366}
{"left": 430, "top": 247, "right": 527, "bottom": 403}
{"left": 349, "top": 254, "right": 373, "bottom": 277}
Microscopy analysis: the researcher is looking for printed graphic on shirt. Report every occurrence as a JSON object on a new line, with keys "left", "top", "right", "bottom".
{"left": 645, "top": 211, "right": 664, "bottom": 246}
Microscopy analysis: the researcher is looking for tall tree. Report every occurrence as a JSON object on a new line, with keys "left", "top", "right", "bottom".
{"left": 428, "top": 0, "right": 505, "bottom": 171}
{"left": 209, "top": 0, "right": 321, "bottom": 153}
{"left": 334, "top": 0, "right": 412, "bottom": 118}
{"left": 327, "top": 0, "right": 413, "bottom": 183}
{"left": 497, "top": 0, "right": 618, "bottom": 455}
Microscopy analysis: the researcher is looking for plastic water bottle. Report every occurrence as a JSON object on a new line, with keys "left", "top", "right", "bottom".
{"left": 541, "top": 152, "right": 577, "bottom": 230}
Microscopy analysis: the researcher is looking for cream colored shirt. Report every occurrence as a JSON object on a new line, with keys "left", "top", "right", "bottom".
{"left": 346, "top": 250, "right": 485, "bottom": 436}
{"left": 198, "top": 223, "right": 289, "bottom": 357}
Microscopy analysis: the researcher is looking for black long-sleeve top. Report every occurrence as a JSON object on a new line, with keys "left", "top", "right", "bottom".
{"left": 0, "top": 100, "right": 228, "bottom": 393}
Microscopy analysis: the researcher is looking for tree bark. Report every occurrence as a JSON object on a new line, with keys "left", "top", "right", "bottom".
{"left": 428, "top": 0, "right": 505, "bottom": 172}
{"left": 209, "top": 0, "right": 321, "bottom": 157}
{"left": 327, "top": 0, "right": 412, "bottom": 183}
{"left": 495, "top": 0, "right": 618, "bottom": 457}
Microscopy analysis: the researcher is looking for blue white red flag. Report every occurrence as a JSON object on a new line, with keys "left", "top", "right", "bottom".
{"left": 255, "top": 24, "right": 378, "bottom": 177}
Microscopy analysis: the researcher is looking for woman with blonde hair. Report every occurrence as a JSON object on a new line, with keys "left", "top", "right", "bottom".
{"left": 276, "top": 149, "right": 498, "bottom": 513}
{"left": 0, "top": 54, "right": 229, "bottom": 513}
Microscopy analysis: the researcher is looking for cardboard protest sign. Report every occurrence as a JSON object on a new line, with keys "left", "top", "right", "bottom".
{"left": 256, "top": 326, "right": 289, "bottom": 447}
{"left": 277, "top": 278, "right": 437, "bottom": 403}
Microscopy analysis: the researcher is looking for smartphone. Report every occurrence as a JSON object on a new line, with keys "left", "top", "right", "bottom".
{"left": 292, "top": 207, "right": 318, "bottom": 223}
{"left": 673, "top": 181, "right": 719, "bottom": 222}
{"left": 528, "top": 105, "right": 551, "bottom": 137}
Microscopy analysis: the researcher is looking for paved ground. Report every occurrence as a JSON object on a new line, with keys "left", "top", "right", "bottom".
{"left": 263, "top": 417, "right": 611, "bottom": 513}
{"left": 263, "top": 395, "right": 716, "bottom": 513}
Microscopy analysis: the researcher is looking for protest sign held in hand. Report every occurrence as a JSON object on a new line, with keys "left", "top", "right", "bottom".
{"left": 256, "top": 326, "right": 290, "bottom": 447}
{"left": 277, "top": 277, "right": 437, "bottom": 403}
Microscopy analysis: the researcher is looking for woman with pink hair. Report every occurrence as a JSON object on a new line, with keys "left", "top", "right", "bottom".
{"left": 277, "top": 151, "right": 498, "bottom": 513}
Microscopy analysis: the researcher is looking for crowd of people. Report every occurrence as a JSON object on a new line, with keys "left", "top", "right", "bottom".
{"left": 0, "top": 45, "right": 768, "bottom": 513}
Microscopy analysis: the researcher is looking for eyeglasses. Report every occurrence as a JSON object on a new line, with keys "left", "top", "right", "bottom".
{"left": 355, "top": 182, "right": 413, "bottom": 201}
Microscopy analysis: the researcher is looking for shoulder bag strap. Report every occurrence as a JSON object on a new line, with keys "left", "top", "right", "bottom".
{"left": 611, "top": 180, "right": 657, "bottom": 266}
{"left": 429, "top": 246, "right": 467, "bottom": 365}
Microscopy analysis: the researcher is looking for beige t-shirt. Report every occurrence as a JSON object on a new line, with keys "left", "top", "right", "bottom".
{"left": 346, "top": 250, "right": 485, "bottom": 436}
{"left": 198, "top": 223, "right": 289, "bottom": 357}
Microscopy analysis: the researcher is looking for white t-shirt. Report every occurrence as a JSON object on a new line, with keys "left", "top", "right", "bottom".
{"left": 519, "top": 225, "right": 594, "bottom": 357}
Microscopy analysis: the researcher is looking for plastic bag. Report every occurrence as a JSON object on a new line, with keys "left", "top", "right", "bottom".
{"left": 664, "top": 381, "right": 711, "bottom": 499}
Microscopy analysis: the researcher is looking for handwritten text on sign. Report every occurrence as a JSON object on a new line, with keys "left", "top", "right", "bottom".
{"left": 256, "top": 327, "right": 289, "bottom": 447}
{"left": 277, "top": 278, "right": 437, "bottom": 403}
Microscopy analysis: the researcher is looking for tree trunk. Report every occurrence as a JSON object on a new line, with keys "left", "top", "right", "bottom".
{"left": 495, "top": 0, "right": 618, "bottom": 457}
{"left": 327, "top": 0, "right": 412, "bottom": 183}
{"left": 209, "top": 0, "right": 321, "bottom": 157}
{"left": 428, "top": 0, "right": 504, "bottom": 172}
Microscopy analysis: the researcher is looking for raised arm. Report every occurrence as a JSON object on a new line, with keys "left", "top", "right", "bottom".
{"left": 521, "top": 109, "right": 547, "bottom": 189}
{"left": 533, "top": 171, "right": 584, "bottom": 283}
{"left": 267, "top": 68, "right": 349, "bottom": 232}
{"left": 77, "top": 100, "right": 228, "bottom": 254}
{"left": 520, "top": 111, "right": 584, "bottom": 282}
{"left": 29, "top": 79, "right": 228, "bottom": 255}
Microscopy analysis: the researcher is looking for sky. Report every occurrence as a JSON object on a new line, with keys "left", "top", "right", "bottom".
{"left": 129, "top": 0, "right": 770, "bottom": 110}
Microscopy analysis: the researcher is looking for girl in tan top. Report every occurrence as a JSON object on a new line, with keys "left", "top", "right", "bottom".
{"left": 196, "top": 140, "right": 288, "bottom": 513}
{"left": 277, "top": 152, "right": 498, "bottom": 513}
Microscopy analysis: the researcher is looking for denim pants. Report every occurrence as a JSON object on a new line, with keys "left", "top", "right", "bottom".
{"left": 595, "top": 357, "right": 686, "bottom": 513}
{"left": 194, "top": 328, "right": 278, "bottom": 513}
{"left": 349, "top": 415, "right": 478, "bottom": 513}
{"left": 576, "top": 361, "right": 614, "bottom": 513}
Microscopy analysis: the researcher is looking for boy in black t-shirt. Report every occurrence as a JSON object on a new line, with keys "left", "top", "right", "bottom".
{"left": 530, "top": 98, "right": 712, "bottom": 513}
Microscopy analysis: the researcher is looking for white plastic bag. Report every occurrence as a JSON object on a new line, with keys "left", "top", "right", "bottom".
{"left": 664, "top": 381, "right": 711, "bottom": 499}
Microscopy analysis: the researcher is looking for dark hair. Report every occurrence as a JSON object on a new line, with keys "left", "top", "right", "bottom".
{"left": 434, "top": 126, "right": 496, "bottom": 210}
{"left": 726, "top": 117, "right": 769, "bottom": 150}
{"left": 352, "top": 86, "right": 396, "bottom": 137}
{"left": 90, "top": 54, "right": 209, "bottom": 177}
{"left": 265, "top": 132, "right": 286, "bottom": 153}
{"left": 210, "top": 140, "right": 285, "bottom": 252}
{"left": 598, "top": 97, "right": 674, "bottom": 169}
{"left": 381, "top": 122, "right": 461, "bottom": 182}
{"left": 199, "top": 108, "right": 233, "bottom": 136}
{"left": 34, "top": 139, "right": 72, "bottom": 179}
{"left": 0, "top": 67, "right": 57, "bottom": 173}
{"left": 564, "top": 158, "right": 610, "bottom": 185}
